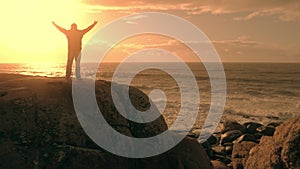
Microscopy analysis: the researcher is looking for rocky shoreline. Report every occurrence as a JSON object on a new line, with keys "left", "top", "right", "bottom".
{"left": 0, "top": 74, "right": 299, "bottom": 169}
{"left": 194, "top": 117, "right": 300, "bottom": 169}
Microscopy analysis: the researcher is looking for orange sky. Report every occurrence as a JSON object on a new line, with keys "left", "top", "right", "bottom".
{"left": 0, "top": 0, "right": 300, "bottom": 63}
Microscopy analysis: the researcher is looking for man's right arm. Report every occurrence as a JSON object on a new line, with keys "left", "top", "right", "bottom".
{"left": 52, "top": 21, "right": 67, "bottom": 34}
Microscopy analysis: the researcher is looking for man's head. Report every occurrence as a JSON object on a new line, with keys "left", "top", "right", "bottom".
{"left": 71, "top": 23, "right": 77, "bottom": 30}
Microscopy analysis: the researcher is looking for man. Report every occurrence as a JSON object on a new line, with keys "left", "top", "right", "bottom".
{"left": 52, "top": 21, "right": 98, "bottom": 79}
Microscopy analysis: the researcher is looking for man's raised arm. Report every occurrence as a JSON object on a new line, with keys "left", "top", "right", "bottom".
{"left": 52, "top": 21, "right": 67, "bottom": 34}
{"left": 82, "top": 21, "right": 98, "bottom": 34}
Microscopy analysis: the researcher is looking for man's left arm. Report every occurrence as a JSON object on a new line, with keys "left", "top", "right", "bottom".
{"left": 82, "top": 21, "right": 98, "bottom": 34}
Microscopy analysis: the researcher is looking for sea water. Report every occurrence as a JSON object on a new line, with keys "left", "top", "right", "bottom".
{"left": 1, "top": 62, "right": 299, "bottom": 131}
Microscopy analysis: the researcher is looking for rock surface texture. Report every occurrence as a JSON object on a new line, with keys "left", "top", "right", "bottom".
{"left": 245, "top": 116, "right": 300, "bottom": 169}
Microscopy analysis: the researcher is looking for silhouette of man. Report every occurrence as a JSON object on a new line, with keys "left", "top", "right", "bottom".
{"left": 52, "top": 21, "right": 98, "bottom": 79}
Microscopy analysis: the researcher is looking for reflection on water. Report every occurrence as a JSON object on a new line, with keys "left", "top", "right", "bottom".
{"left": 0, "top": 63, "right": 66, "bottom": 77}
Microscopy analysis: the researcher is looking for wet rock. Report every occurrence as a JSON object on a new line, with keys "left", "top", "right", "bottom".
{"left": 256, "top": 126, "right": 275, "bottom": 136}
{"left": 220, "top": 130, "right": 243, "bottom": 145}
{"left": 232, "top": 141, "right": 257, "bottom": 169}
{"left": 233, "top": 134, "right": 256, "bottom": 144}
{"left": 245, "top": 116, "right": 300, "bottom": 169}
{"left": 243, "top": 122, "right": 262, "bottom": 134}
{"left": 220, "top": 121, "right": 246, "bottom": 134}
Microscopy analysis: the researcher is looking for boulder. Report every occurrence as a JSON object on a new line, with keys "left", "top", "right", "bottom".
{"left": 243, "top": 122, "right": 262, "bottom": 134}
{"left": 232, "top": 141, "right": 257, "bottom": 169}
{"left": 212, "top": 145, "right": 226, "bottom": 156}
{"left": 245, "top": 116, "right": 300, "bottom": 169}
{"left": 267, "top": 122, "right": 281, "bottom": 128}
{"left": 256, "top": 126, "right": 275, "bottom": 136}
{"left": 220, "top": 130, "right": 243, "bottom": 145}
{"left": 211, "top": 160, "right": 230, "bottom": 169}
{"left": 233, "top": 134, "right": 256, "bottom": 144}
{"left": 142, "top": 137, "right": 214, "bottom": 169}
{"left": 220, "top": 121, "right": 246, "bottom": 134}
{"left": 0, "top": 75, "right": 213, "bottom": 169}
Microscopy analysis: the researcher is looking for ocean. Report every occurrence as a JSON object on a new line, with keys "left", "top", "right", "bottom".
{"left": 1, "top": 62, "right": 299, "bottom": 132}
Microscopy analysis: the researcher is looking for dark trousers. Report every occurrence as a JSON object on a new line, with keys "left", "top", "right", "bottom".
{"left": 66, "top": 50, "right": 81, "bottom": 79}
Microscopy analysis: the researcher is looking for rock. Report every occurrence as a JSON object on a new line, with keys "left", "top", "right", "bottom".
{"left": 220, "top": 130, "right": 243, "bottom": 145}
{"left": 256, "top": 126, "right": 275, "bottom": 136}
{"left": 245, "top": 116, "right": 300, "bottom": 169}
{"left": 211, "top": 160, "right": 230, "bottom": 169}
{"left": 201, "top": 140, "right": 215, "bottom": 159}
{"left": 243, "top": 122, "right": 262, "bottom": 134}
{"left": 223, "top": 142, "right": 233, "bottom": 147}
{"left": 207, "top": 134, "right": 218, "bottom": 145}
{"left": 232, "top": 141, "right": 257, "bottom": 169}
{"left": 267, "top": 122, "right": 281, "bottom": 128}
{"left": 253, "top": 133, "right": 263, "bottom": 140}
{"left": 215, "top": 154, "right": 232, "bottom": 164}
{"left": 227, "top": 162, "right": 233, "bottom": 169}
{"left": 225, "top": 145, "right": 233, "bottom": 154}
{"left": 233, "top": 134, "right": 256, "bottom": 144}
{"left": 0, "top": 75, "right": 213, "bottom": 169}
{"left": 212, "top": 145, "right": 226, "bottom": 156}
{"left": 188, "top": 129, "right": 201, "bottom": 138}
{"left": 143, "top": 137, "right": 214, "bottom": 169}
{"left": 220, "top": 121, "right": 246, "bottom": 134}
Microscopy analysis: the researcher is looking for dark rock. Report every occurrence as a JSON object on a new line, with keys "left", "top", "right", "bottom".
{"left": 243, "top": 122, "right": 262, "bottom": 134}
{"left": 215, "top": 154, "right": 232, "bottom": 164}
{"left": 201, "top": 140, "right": 215, "bottom": 159}
{"left": 220, "top": 130, "right": 243, "bottom": 145}
{"left": 267, "top": 122, "right": 281, "bottom": 128}
{"left": 211, "top": 160, "right": 230, "bottom": 169}
{"left": 213, "top": 132, "right": 221, "bottom": 145}
{"left": 201, "top": 140, "right": 212, "bottom": 150}
{"left": 220, "top": 121, "right": 246, "bottom": 134}
{"left": 188, "top": 129, "right": 201, "bottom": 138}
{"left": 206, "top": 149, "right": 215, "bottom": 159}
{"left": 256, "top": 126, "right": 275, "bottom": 136}
{"left": 245, "top": 116, "right": 300, "bottom": 169}
{"left": 223, "top": 142, "right": 233, "bottom": 147}
{"left": 212, "top": 145, "right": 226, "bottom": 156}
{"left": 141, "top": 137, "right": 214, "bottom": 169}
{"left": 207, "top": 134, "right": 218, "bottom": 145}
{"left": 225, "top": 145, "right": 233, "bottom": 154}
{"left": 227, "top": 162, "right": 233, "bottom": 169}
{"left": 232, "top": 141, "right": 257, "bottom": 169}
{"left": 253, "top": 133, "right": 263, "bottom": 140}
{"left": 233, "top": 134, "right": 256, "bottom": 144}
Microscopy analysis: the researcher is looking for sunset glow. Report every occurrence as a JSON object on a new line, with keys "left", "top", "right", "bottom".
{"left": 0, "top": 0, "right": 87, "bottom": 63}
{"left": 0, "top": 0, "right": 299, "bottom": 63}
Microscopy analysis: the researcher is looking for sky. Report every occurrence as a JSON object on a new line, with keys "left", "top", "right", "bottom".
{"left": 0, "top": 0, "right": 300, "bottom": 63}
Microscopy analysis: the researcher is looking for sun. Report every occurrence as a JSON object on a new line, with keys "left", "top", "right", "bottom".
{"left": 0, "top": 0, "right": 87, "bottom": 63}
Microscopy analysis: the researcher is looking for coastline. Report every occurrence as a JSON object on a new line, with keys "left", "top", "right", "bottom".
{"left": 0, "top": 74, "right": 299, "bottom": 168}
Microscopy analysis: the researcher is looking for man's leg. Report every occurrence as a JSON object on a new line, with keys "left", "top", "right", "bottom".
{"left": 75, "top": 51, "right": 81, "bottom": 79}
{"left": 66, "top": 52, "right": 74, "bottom": 78}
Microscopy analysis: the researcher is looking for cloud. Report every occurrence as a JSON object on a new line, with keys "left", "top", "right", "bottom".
{"left": 81, "top": 0, "right": 300, "bottom": 22}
